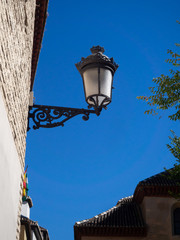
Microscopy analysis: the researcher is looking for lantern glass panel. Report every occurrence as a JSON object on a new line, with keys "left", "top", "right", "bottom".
{"left": 97, "top": 96, "right": 105, "bottom": 105}
{"left": 83, "top": 66, "right": 113, "bottom": 107}
{"left": 83, "top": 68, "right": 98, "bottom": 98}
{"left": 87, "top": 96, "right": 106, "bottom": 107}
{"left": 99, "top": 68, "right": 112, "bottom": 98}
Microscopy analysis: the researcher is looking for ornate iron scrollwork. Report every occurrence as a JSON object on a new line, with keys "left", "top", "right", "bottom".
{"left": 75, "top": 45, "right": 119, "bottom": 73}
{"left": 28, "top": 104, "right": 100, "bottom": 130}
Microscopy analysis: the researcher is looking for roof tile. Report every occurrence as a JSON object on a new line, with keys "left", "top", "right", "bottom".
{"left": 75, "top": 196, "right": 145, "bottom": 229}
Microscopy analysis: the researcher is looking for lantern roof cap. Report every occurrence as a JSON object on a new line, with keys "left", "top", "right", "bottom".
{"left": 90, "top": 46, "right": 105, "bottom": 54}
{"left": 75, "top": 46, "right": 119, "bottom": 74}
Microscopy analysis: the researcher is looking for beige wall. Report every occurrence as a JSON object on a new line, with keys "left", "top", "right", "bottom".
{"left": 19, "top": 225, "right": 27, "bottom": 240}
{"left": 141, "top": 196, "right": 180, "bottom": 240}
{"left": 82, "top": 196, "right": 180, "bottom": 240}
{"left": 0, "top": 1, "right": 36, "bottom": 239}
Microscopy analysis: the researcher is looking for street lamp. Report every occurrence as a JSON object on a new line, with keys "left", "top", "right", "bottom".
{"left": 28, "top": 46, "right": 118, "bottom": 130}
{"left": 76, "top": 46, "right": 118, "bottom": 114}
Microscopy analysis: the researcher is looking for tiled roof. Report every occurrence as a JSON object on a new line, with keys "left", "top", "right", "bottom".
{"left": 31, "top": 0, "right": 49, "bottom": 90}
{"left": 134, "top": 169, "right": 180, "bottom": 203}
{"left": 138, "top": 169, "right": 179, "bottom": 186}
{"left": 74, "top": 169, "right": 180, "bottom": 240}
{"left": 74, "top": 196, "right": 146, "bottom": 239}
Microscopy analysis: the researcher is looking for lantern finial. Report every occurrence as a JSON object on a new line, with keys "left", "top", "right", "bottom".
{"left": 90, "top": 46, "right": 105, "bottom": 54}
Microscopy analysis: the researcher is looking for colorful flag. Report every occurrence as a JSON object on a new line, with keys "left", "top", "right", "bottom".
{"left": 22, "top": 166, "right": 29, "bottom": 202}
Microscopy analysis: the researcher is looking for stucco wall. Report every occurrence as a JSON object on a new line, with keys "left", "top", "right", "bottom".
{"left": 0, "top": 1, "right": 36, "bottom": 239}
{"left": 0, "top": 90, "right": 22, "bottom": 240}
{"left": 82, "top": 196, "right": 180, "bottom": 240}
{"left": 141, "top": 196, "right": 180, "bottom": 240}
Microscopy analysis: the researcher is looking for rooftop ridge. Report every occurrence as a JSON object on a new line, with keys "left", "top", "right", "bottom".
{"left": 116, "top": 195, "right": 133, "bottom": 206}
{"left": 137, "top": 168, "right": 179, "bottom": 186}
{"left": 75, "top": 195, "right": 144, "bottom": 228}
{"left": 76, "top": 196, "right": 133, "bottom": 226}
{"left": 133, "top": 168, "right": 180, "bottom": 203}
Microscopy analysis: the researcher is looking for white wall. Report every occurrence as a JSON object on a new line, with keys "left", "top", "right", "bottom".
{"left": 21, "top": 202, "right": 30, "bottom": 219}
{"left": 0, "top": 90, "right": 22, "bottom": 239}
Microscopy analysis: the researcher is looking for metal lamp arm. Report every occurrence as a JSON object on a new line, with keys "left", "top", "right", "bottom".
{"left": 28, "top": 104, "right": 101, "bottom": 130}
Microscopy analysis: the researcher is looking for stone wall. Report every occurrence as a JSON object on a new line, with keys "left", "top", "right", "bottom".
{"left": 0, "top": 0, "right": 35, "bottom": 168}
{"left": 0, "top": 0, "right": 36, "bottom": 239}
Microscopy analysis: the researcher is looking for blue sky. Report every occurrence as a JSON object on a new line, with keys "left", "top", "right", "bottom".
{"left": 26, "top": 1, "right": 180, "bottom": 239}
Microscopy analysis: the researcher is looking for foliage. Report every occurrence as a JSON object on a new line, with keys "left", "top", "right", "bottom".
{"left": 137, "top": 43, "right": 180, "bottom": 121}
{"left": 167, "top": 130, "right": 180, "bottom": 162}
{"left": 166, "top": 131, "right": 180, "bottom": 191}
{"left": 137, "top": 23, "right": 180, "bottom": 194}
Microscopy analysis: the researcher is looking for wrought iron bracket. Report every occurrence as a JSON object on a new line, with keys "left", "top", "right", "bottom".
{"left": 28, "top": 104, "right": 101, "bottom": 131}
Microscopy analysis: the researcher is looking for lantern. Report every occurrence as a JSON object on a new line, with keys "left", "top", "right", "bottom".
{"left": 75, "top": 46, "right": 118, "bottom": 112}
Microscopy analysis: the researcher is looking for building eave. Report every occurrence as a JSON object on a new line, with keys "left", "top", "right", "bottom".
{"left": 74, "top": 226, "right": 147, "bottom": 240}
{"left": 133, "top": 169, "right": 180, "bottom": 204}
{"left": 30, "top": 0, "right": 49, "bottom": 91}
{"left": 21, "top": 215, "right": 50, "bottom": 240}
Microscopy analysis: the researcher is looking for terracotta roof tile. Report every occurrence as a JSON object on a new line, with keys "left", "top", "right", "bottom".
{"left": 138, "top": 169, "right": 179, "bottom": 186}
{"left": 74, "top": 169, "right": 180, "bottom": 240}
{"left": 75, "top": 196, "right": 145, "bottom": 228}
{"left": 74, "top": 196, "right": 146, "bottom": 239}
{"left": 134, "top": 169, "right": 180, "bottom": 203}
